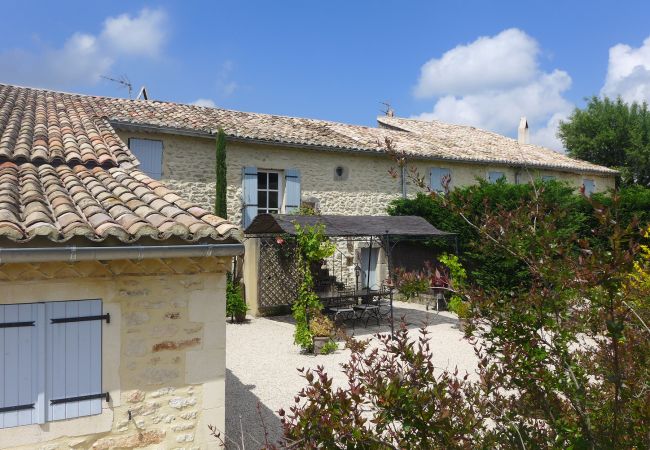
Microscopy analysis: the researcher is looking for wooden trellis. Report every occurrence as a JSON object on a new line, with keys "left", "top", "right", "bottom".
{"left": 257, "top": 238, "right": 302, "bottom": 312}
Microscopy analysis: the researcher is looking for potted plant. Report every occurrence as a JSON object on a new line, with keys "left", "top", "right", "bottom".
{"left": 447, "top": 296, "right": 470, "bottom": 331}
{"left": 309, "top": 313, "right": 335, "bottom": 354}
{"left": 226, "top": 273, "right": 248, "bottom": 323}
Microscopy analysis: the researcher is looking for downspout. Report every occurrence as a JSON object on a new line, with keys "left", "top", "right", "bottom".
{"left": 0, "top": 243, "right": 244, "bottom": 264}
{"left": 400, "top": 164, "right": 407, "bottom": 199}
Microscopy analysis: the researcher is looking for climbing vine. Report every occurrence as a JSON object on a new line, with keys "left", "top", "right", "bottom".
{"left": 291, "top": 223, "right": 335, "bottom": 351}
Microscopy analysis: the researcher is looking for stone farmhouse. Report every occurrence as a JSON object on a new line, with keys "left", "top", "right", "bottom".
{"left": 0, "top": 83, "right": 242, "bottom": 448}
{"left": 0, "top": 84, "right": 617, "bottom": 317}
{"left": 0, "top": 85, "right": 615, "bottom": 229}
{"left": 94, "top": 89, "right": 616, "bottom": 228}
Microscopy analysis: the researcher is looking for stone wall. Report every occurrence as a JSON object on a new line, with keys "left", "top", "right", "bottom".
{"left": 116, "top": 130, "right": 617, "bottom": 228}
{"left": 0, "top": 256, "right": 229, "bottom": 449}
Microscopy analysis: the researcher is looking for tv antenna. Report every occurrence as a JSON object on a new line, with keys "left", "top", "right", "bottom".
{"left": 380, "top": 101, "right": 394, "bottom": 117}
{"left": 102, "top": 74, "right": 133, "bottom": 99}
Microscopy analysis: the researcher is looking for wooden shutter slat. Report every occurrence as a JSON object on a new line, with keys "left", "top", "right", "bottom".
{"left": 77, "top": 301, "right": 91, "bottom": 417}
{"left": 64, "top": 301, "right": 79, "bottom": 419}
{"left": 48, "top": 301, "right": 67, "bottom": 421}
{"left": 89, "top": 301, "right": 103, "bottom": 415}
{"left": 17, "top": 304, "right": 33, "bottom": 426}
{"left": 3, "top": 305, "right": 19, "bottom": 428}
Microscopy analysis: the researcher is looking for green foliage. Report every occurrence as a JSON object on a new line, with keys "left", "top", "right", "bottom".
{"left": 214, "top": 128, "right": 228, "bottom": 218}
{"left": 292, "top": 223, "right": 336, "bottom": 351}
{"left": 440, "top": 253, "right": 469, "bottom": 318}
{"left": 558, "top": 96, "right": 650, "bottom": 186}
{"left": 320, "top": 340, "right": 338, "bottom": 355}
{"left": 293, "top": 204, "right": 319, "bottom": 215}
{"left": 225, "top": 272, "right": 247, "bottom": 320}
{"left": 447, "top": 296, "right": 469, "bottom": 318}
{"left": 388, "top": 180, "right": 593, "bottom": 291}
{"left": 309, "top": 313, "right": 334, "bottom": 337}
{"left": 278, "top": 193, "right": 650, "bottom": 449}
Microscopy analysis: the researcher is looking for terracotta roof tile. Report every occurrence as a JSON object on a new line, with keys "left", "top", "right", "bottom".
{"left": 1, "top": 83, "right": 616, "bottom": 176}
{"left": 0, "top": 84, "right": 137, "bottom": 167}
{"left": 0, "top": 162, "right": 239, "bottom": 243}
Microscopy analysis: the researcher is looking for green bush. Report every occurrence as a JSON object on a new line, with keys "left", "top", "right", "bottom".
{"left": 226, "top": 272, "right": 247, "bottom": 320}
{"left": 388, "top": 180, "right": 650, "bottom": 291}
{"left": 320, "top": 340, "right": 338, "bottom": 355}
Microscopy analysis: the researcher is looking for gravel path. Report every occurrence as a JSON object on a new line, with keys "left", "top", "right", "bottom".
{"left": 225, "top": 301, "right": 477, "bottom": 449}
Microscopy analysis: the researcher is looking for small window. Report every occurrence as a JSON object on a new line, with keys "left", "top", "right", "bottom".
{"left": 488, "top": 171, "right": 505, "bottom": 183}
{"left": 128, "top": 138, "right": 163, "bottom": 179}
{"left": 583, "top": 179, "right": 595, "bottom": 196}
{"left": 257, "top": 171, "right": 283, "bottom": 214}
{"left": 0, "top": 300, "right": 105, "bottom": 429}
{"left": 430, "top": 168, "right": 451, "bottom": 192}
{"left": 542, "top": 175, "right": 556, "bottom": 182}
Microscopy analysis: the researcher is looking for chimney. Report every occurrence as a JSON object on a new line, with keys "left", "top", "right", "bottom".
{"left": 518, "top": 117, "right": 529, "bottom": 144}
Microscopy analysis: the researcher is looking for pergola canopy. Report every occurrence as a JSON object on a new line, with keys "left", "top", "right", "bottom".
{"left": 244, "top": 214, "right": 455, "bottom": 238}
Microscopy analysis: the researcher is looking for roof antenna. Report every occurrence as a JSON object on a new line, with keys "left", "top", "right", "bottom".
{"left": 101, "top": 74, "right": 133, "bottom": 99}
{"left": 380, "top": 101, "right": 394, "bottom": 117}
{"left": 136, "top": 86, "right": 149, "bottom": 100}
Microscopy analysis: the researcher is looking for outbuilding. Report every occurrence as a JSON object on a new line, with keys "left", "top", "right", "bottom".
{"left": 0, "top": 89, "right": 242, "bottom": 449}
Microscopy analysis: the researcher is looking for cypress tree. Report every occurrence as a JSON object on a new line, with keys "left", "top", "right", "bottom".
{"left": 215, "top": 128, "right": 228, "bottom": 218}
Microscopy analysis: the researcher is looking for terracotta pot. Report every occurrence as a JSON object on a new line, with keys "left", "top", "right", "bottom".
{"left": 313, "top": 336, "right": 329, "bottom": 355}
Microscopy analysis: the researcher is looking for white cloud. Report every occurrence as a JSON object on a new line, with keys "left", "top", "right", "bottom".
{"left": 601, "top": 36, "right": 650, "bottom": 103}
{"left": 216, "top": 60, "right": 238, "bottom": 96}
{"left": 414, "top": 28, "right": 539, "bottom": 98}
{"left": 0, "top": 8, "right": 167, "bottom": 89}
{"left": 412, "top": 29, "right": 573, "bottom": 151}
{"left": 101, "top": 8, "right": 168, "bottom": 58}
{"left": 191, "top": 98, "right": 217, "bottom": 108}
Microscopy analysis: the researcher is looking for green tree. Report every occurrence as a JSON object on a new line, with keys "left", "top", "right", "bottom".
{"left": 214, "top": 128, "right": 228, "bottom": 218}
{"left": 558, "top": 96, "right": 650, "bottom": 186}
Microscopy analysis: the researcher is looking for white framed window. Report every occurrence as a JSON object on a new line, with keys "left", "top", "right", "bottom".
{"left": 257, "top": 170, "right": 283, "bottom": 214}
{"left": 128, "top": 138, "right": 163, "bottom": 179}
{"left": 488, "top": 171, "right": 506, "bottom": 183}
{"left": 0, "top": 300, "right": 105, "bottom": 429}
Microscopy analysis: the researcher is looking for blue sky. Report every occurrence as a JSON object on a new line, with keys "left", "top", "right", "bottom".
{"left": 2, "top": 1, "right": 650, "bottom": 149}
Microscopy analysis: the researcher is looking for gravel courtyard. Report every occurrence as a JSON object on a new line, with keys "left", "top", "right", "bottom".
{"left": 225, "top": 301, "right": 477, "bottom": 449}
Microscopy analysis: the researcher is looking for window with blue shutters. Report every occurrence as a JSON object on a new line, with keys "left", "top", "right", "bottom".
{"left": 128, "top": 138, "right": 163, "bottom": 179}
{"left": 0, "top": 300, "right": 106, "bottom": 429}
{"left": 429, "top": 167, "right": 451, "bottom": 192}
{"left": 241, "top": 167, "right": 302, "bottom": 228}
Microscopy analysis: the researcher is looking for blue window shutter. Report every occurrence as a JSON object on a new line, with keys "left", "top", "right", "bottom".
{"left": 0, "top": 303, "right": 45, "bottom": 429}
{"left": 242, "top": 167, "right": 258, "bottom": 228}
{"left": 430, "top": 168, "right": 450, "bottom": 192}
{"left": 583, "top": 179, "right": 595, "bottom": 196}
{"left": 129, "top": 138, "right": 163, "bottom": 179}
{"left": 284, "top": 169, "right": 301, "bottom": 213}
{"left": 46, "top": 300, "right": 103, "bottom": 421}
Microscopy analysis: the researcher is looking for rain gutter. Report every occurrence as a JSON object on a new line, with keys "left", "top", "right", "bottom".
{"left": 0, "top": 243, "right": 244, "bottom": 264}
